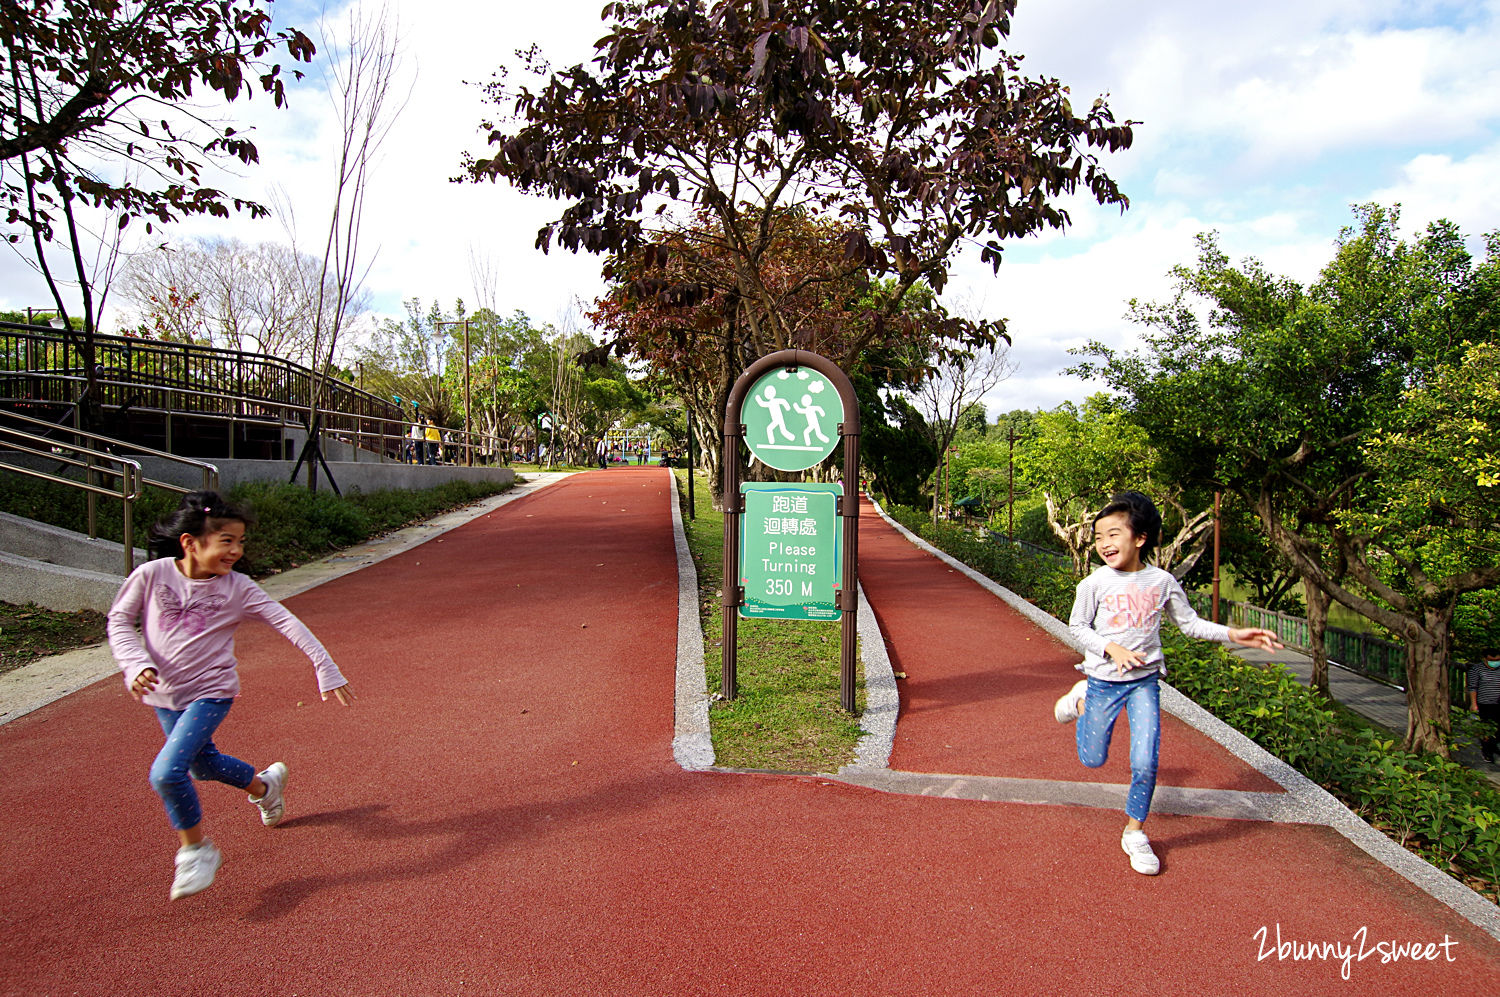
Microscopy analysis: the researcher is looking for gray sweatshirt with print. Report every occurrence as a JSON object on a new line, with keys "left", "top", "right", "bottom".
{"left": 1068, "top": 564, "right": 1230, "bottom": 682}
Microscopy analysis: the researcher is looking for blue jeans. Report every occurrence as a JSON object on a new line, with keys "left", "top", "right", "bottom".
{"left": 1076, "top": 673, "right": 1161, "bottom": 823}
{"left": 150, "top": 698, "right": 255, "bottom": 830}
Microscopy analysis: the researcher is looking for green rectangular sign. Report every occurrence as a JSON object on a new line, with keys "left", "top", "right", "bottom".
{"left": 738, "top": 482, "right": 843, "bottom": 621}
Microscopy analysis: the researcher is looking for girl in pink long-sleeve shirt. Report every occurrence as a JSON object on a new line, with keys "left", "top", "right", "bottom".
{"left": 108, "top": 491, "right": 355, "bottom": 900}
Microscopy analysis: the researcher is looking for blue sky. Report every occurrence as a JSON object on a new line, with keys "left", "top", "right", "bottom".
{"left": 5, "top": 0, "right": 1498, "bottom": 413}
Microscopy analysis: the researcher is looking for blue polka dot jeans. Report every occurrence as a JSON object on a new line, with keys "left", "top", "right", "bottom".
{"left": 1076, "top": 673, "right": 1161, "bottom": 823}
{"left": 149, "top": 698, "right": 256, "bottom": 830}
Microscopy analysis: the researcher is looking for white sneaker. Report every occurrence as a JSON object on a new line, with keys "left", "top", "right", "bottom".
{"left": 170, "top": 841, "right": 223, "bottom": 899}
{"left": 1054, "top": 679, "right": 1088, "bottom": 723}
{"left": 249, "top": 762, "right": 288, "bottom": 827}
{"left": 1121, "top": 829, "right": 1160, "bottom": 875}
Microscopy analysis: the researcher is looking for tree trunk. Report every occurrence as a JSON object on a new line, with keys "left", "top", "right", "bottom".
{"left": 1303, "top": 576, "right": 1331, "bottom": 697}
{"left": 705, "top": 365, "right": 737, "bottom": 512}
{"left": 1043, "top": 492, "right": 1091, "bottom": 576}
{"left": 1404, "top": 610, "right": 1454, "bottom": 757}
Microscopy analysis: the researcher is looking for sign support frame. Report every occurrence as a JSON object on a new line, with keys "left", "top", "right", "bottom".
{"left": 722, "top": 350, "right": 861, "bottom": 713}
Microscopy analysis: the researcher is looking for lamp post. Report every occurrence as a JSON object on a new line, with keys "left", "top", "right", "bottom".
{"left": 436, "top": 319, "right": 473, "bottom": 466}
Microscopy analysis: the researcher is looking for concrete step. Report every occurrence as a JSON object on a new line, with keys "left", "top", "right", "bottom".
{"left": 0, "top": 550, "right": 126, "bottom": 613}
{"left": 0, "top": 510, "right": 145, "bottom": 575}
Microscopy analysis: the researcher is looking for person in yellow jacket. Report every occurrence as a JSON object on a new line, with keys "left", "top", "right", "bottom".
{"left": 424, "top": 418, "right": 442, "bottom": 465}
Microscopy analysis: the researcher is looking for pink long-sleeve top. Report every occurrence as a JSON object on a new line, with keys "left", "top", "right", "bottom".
{"left": 107, "top": 557, "right": 346, "bottom": 711}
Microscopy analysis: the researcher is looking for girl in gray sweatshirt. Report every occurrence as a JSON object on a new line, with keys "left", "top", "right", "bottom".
{"left": 1053, "top": 491, "right": 1280, "bottom": 875}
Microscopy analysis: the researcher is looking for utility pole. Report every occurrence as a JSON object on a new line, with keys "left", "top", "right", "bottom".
{"left": 1212, "top": 491, "right": 1222, "bottom": 623}
{"left": 686, "top": 402, "right": 695, "bottom": 520}
{"left": 1007, "top": 423, "right": 1015, "bottom": 539}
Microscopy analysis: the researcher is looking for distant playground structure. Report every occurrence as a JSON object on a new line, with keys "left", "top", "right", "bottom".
{"left": 601, "top": 424, "right": 659, "bottom": 463}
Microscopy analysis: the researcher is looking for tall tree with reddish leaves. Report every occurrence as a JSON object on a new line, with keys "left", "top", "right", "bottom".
{"left": 461, "top": 0, "right": 1134, "bottom": 495}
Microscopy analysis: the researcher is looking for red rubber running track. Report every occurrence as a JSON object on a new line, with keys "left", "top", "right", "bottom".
{"left": 1, "top": 469, "right": 1495, "bottom": 995}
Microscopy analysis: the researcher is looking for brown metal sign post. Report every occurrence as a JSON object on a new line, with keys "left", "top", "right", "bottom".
{"left": 722, "top": 350, "right": 861, "bottom": 713}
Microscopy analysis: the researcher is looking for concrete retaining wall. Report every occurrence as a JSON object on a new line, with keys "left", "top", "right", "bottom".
{"left": 132, "top": 457, "right": 515, "bottom": 494}
{"left": 0, "top": 551, "right": 124, "bottom": 613}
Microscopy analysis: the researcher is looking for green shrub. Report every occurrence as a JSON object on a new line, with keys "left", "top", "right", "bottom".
{"left": 884, "top": 503, "right": 1075, "bottom": 617}
{"left": 1166, "top": 632, "right": 1500, "bottom": 899}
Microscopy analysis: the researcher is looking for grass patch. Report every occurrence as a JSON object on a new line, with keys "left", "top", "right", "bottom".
{"left": 674, "top": 469, "right": 865, "bottom": 772}
{"left": 0, "top": 603, "right": 107, "bottom": 677}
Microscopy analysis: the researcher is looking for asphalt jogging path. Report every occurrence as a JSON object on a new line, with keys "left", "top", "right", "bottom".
{"left": 1, "top": 468, "right": 1497, "bottom": 996}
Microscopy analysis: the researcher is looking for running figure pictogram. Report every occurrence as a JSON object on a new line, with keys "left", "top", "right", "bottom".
{"left": 755, "top": 385, "right": 795, "bottom": 444}
{"left": 793, "top": 394, "right": 829, "bottom": 446}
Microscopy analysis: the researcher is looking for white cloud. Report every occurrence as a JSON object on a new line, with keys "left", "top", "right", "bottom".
{"left": 1366, "top": 140, "right": 1500, "bottom": 238}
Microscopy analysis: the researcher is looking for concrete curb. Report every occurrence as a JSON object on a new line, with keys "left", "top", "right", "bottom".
{"left": 669, "top": 477, "right": 714, "bottom": 771}
{"left": 863, "top": 496, "right": 1500, "bottom": 940}
{"left": 0, "top": 473, "right": 570, "bottom": 727}
{"left": 667, "top": 478, "right": 897, "bottom": 774}
{"left": 846, "top": 582, "right": 898, "bottom": 771}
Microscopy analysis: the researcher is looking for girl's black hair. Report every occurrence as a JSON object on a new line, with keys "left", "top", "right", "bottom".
{"left": 147, "top": 490, "right": 254, "bottom": 561}
{"left": 1094, "top": 491, "right": 1162, "bottom": 561}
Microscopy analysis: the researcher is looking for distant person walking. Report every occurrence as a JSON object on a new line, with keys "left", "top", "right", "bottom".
{"left": 407, "top": 420, "right": 423, "bottom": 464}
{"left": 1052, "top": 491, "right": 1281, "bottom": 876}
{"left": 107, "top": 491, "right": 354, "bottom": 900}
{"left": 424, "top": 418, "right": 442, "bottom": 465}
{"left": 596, "top": 437, "right": 608, "bottom": 469}
{"left": 1470, "top": 654, "right": 1500, "bottom": 763}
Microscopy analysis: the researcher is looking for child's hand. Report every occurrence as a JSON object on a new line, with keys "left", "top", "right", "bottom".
{"left": 1229, "top": 628, "right": 1284, "bottom": 652}
{"left": 1104, "top": 642, "right": 1146, "bottom": 674}
{"left": 323, "top": 683, "right": 356, "bottom": 706}
{"left": 130, "top": 668, "right": 159, "bottom": 700}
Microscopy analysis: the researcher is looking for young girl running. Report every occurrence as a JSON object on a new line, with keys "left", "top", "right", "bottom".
{"left": 1053, "top": 491, "right": 1281, "bottom": 875}
{"left": 108, "top": 491, "right": 354, "bottom": 900}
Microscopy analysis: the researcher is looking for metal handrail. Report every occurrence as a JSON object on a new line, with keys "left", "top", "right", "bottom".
{"left": 0, "top": 425, "right": 143, "bottom": 575}
{"left": 9, "top": 369, "right": 508, "bottom": 467}
{"left": 1, "top": 322, "right": 509, "bottom": 467}
{"left": 0, "top": 407, "right": 218, "bottom": 494}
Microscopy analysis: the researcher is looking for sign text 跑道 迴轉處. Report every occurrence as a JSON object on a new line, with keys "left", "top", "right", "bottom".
{"left": 738, "top": 482, "right": 842, "bottom": 621}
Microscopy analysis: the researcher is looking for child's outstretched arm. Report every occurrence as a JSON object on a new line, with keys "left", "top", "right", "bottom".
{"left": 1227, "top": 628, "right": 1284, "bottom": 652}
{"left": 240, "top": 581, "right": 353, "bottom": 705}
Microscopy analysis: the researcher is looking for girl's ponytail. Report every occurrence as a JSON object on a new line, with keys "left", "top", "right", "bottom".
{"left": 147, "top": 490, "right": 253, "bottom": 561}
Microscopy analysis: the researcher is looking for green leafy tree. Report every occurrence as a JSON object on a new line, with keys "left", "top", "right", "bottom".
{"left": 1015, "top": 394, "right": 1155, "bottom": 575}
{"left": 1337, "top": 339, "right": 1500, "bottom": 738}
{"left": 856, "top": 371, "right": 935, "bottom": 508}
{"left": 445, "top": 308, "right": 549, "bottom": 459}
{"left": 357, "top": 298, "right": 456, "bottom": 424}
{"left": 1074, "top": 207, "right": 1500, "bottom": 754}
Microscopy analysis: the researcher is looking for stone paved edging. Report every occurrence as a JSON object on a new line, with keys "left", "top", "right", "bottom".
{"left": 0, "top": 473, "right": 569, "bottom": 727}
{"left": 667, "top": 477, "right": 898, "bottom": 774}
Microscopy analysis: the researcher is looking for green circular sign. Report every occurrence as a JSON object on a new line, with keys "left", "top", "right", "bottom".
{"left": 742, "top": 366, "right": 843, "bottom": 471}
